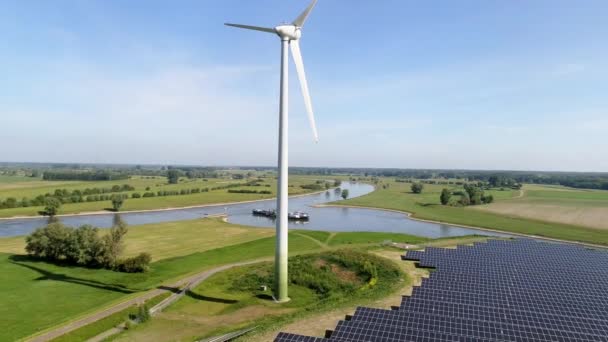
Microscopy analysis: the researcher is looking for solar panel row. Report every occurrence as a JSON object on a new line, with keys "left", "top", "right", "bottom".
{"left": 275, "top": 239, "right": 608, "bottom": 342}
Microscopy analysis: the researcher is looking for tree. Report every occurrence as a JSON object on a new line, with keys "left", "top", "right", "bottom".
{"left": 440, "top": 189, "right": 452, "bottom": 205}
{"left": 25, "top": 222, "right": 72, "bottom": 260}
{"left": 44, "top": 197, "right": 62, "bottom": 216}
{"left": 111, "top": 195, "right": 124, "bottom": 212}
{"left": 65, "top": 225, "right": 104, "bottom": 266}
{"left": 411, "top": 183, "right": 424, "bottom": 194}
{"left": 324, "top": 182, "right": 331, "bottom": 190}
{"left": 101, "top": 220, "right": 128, "bottom": 268}
{"left": 483, "top": 194, "right": 494, "bottom": 204}
{"left": 341, "top": 189, "right": 349, "bottom": 199}
{"left": 334, "top": 179, "right": 342, "bottom": 187}
{"left": 138, "top": 304, "right": 151, "bottom": 322}
{"left": 459, "top": 192, "right": 471, "bottom": 206}
{"left": 167, "top": 170, "right": 180, "bottom": 184}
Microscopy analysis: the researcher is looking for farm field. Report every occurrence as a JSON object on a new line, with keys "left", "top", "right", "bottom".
{"left": 338, "top": 178, "right": 608, "bottom": 245}
{"left": 0, "top": 174, "right": 332, "bottom": 218}
{"left": 472, "top": 184, "right": 608, "bottom": 230}
{"left": 0, "top": 217, "right": 434, "bottom": 341}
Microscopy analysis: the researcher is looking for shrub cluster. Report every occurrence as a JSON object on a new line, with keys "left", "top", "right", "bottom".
{"left": 25, "top": 222, "right": 150, "bottom": 272}
{"left": 227, "top": 189, "right": 272, "bottom": 194}
{"left": 441, "top": 184, "right": 494, "bottom": 207}
{"left": 300, "top": 183, "right": 324, "bottom": 191}
{"left": 43, "top": 170, "right": 129, "bottom": 181}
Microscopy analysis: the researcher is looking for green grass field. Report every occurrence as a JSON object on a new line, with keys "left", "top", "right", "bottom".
{"left": 50, "top": 292, "right": 171, "bottom": 342}
{"left": 0, "top": 218, "right": 275, "bottom": 261}
{"left": 473, "top": 184, "right": 608, "bottom": 231}
{"left": 338, "top": 179, "right": 608, "bottom": 245}
{"left": 0, "top": 218, "right": 432, "bottom": 341}
{"left": 110, "top": 250, "right": 403, "bottom": 342}
{"left": 0, "top": 175, "right": 331, "bottom": 218}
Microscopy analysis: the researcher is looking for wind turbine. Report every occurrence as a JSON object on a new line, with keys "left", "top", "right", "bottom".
{"left": 226, "top": 0, "right": 319, "bottom": 303}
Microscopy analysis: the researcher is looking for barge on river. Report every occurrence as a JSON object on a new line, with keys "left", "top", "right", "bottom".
{"left": 252, "top": 209, "right": 309, "bottom": 221}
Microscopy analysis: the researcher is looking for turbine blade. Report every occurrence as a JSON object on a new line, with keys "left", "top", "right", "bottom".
{"left": 224, "top": 23, "right": 276, "bottom": 34}
{"left": 290, "top": 40, "right": 319, "bottom": 142}
{"left": 292, "top": 0, "right": 318, "bottom": 28}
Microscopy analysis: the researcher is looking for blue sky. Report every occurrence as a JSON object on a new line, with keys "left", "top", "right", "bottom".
{"left": 1, "top": 0, "right": 607, "bottom": 171}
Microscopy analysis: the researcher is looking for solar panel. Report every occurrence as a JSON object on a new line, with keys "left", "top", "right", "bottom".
{"left": 274, "top": 239, "right": 608, "bottom": 342}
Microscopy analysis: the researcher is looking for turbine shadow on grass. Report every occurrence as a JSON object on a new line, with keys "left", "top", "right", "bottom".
{"left": 9, "top": 255, "right": 136, "bottom": 294}
{"left": 185, "top": 289, "right": 239, "bottom": 304}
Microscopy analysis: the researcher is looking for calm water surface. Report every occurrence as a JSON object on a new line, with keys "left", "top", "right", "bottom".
{"left": 0, "top": 182, "right": 512, "bottom": 238}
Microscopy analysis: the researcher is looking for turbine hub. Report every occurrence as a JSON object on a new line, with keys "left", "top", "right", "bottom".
{"left": 275, "top": 25, "right": 301, "bottom": 40}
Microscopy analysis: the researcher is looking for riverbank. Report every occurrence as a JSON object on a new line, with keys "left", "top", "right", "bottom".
{"left": 316, "top": 203, "right": 608, "bottom": 249}
{"left": 0, "top": 189, "right": 331, "bottom": 221}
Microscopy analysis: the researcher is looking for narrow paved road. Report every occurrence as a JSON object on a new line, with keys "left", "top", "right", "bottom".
{"left": 27, "top": 259, "right": 271, "bottom": 342}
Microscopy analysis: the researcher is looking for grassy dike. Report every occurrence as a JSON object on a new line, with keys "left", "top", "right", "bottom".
{"left": 0, "top": 218, "right": 431, "bottom": 342}
{"left": 337, "top": 179, "right": 608, "bottom": 246}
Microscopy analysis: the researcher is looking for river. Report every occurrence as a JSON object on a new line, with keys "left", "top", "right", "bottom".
{"left": 0, "top": 182, "right": 512, "bottom": 238}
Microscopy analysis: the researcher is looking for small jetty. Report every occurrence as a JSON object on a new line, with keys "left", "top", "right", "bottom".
{"left": 252, "top": 209, "right": 309, "bottom": 221}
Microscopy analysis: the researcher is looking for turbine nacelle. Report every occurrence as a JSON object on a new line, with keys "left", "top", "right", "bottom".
{"left": 275, "top": 25, "right": 301, "bottom": 41}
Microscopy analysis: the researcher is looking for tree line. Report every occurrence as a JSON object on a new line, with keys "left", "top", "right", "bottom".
{"left": 228, "top": 189, "right": 272, "bottom": 194}
{"left": 43, "top": 170, "right": 129, "bottom": 181}
{"left": 0, "top": 184, "right": 135, "bottom": 210}
{"left": 25, "top": 220, "right": 151, "bottom": 272}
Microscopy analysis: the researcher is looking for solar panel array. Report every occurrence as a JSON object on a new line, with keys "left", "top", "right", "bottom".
{"left": 274, "top": 239, "right": 608, "bottom": 342}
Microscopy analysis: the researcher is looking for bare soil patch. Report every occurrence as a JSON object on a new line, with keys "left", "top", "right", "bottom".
{"left": 473, "top": 203, "right": 608, "bottom": 230}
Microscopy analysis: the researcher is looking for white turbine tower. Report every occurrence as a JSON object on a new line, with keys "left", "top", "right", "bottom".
{"left": 226, "top": 0, "right": 319, "bottom": 303}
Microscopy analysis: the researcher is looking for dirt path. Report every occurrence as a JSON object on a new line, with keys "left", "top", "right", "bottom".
{"left": 26, "top": 259, "right": 271, "bottom": 342}
{"left": 292, "top": 232, "right": 329, "bottom": 250}
{"left": 513, "top": 189, "right": 525, "bottom": 199}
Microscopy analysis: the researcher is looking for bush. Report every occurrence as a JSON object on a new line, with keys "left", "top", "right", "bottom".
{"left": 118, "top": 253, "right": 152, "bottom": 273}
{"left": 138, "top": 305, "right": 151, "bottom": 323}
{"left": 411, "top": 183, "right": 424, "bottom": 194}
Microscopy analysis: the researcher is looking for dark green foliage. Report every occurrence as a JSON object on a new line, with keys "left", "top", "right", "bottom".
{"left": 65, "top": 225, "right": 106, "bottom": 266}
{"left": 111, "top": 195, "right": 124, "bottom": 212}
{"left": 137, "top": 304, "right": 151, "bottom": 323}
{"left": 101, "top": 222, "right": 128, "bottom": 268}
{"left": 440, "top": 188, "right": 452, "bottom": 205}
{"left": 341, "top": 189, "right": 350, "bottom": 199}
{"left": 43, "top": 197, "right": 62, "bottom": 216}
{"left": 230, "top": 250, "right": 400, "bottom": 302}
{"left": 227, "top": 189, "right": 272, "bottom": 194}
{"left": 42, "top": 170, "right": 129, "bottom": 181}
{"left": 167, "top": 170, "right": 180, "bottom": 184}
{"left": 24, "top": 220, "right": 147, "bottom": 273}
{"left": 0, "top": 184, "right": 136, "bottom": 210}
{"left": 411, "top": 182, "right": 424, "bottom": 194}
{"left": 118, "top": 253, "right": 152, "bottom": 273}
{"left": 301, "top": 183, "right": 324, "bottom": 191}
